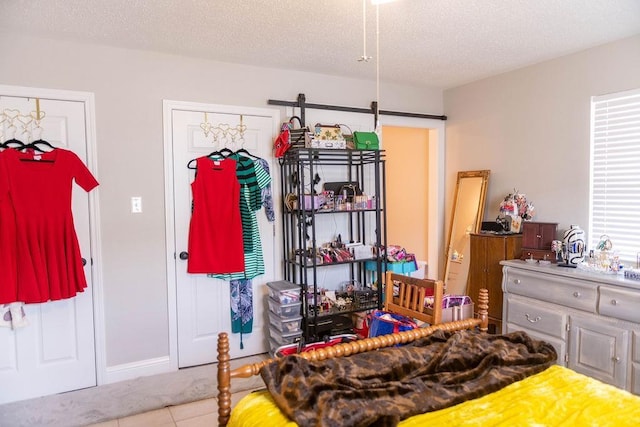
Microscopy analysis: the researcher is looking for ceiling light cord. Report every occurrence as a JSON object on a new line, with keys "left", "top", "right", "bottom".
{"left": 375, "top": 3, "right": 381, "bottom": 138}
{"left": 358, "top": 1, "right": 382, "bottom": 137}
{"left": 359, "top": 0, "right": 372, "bottom": 62}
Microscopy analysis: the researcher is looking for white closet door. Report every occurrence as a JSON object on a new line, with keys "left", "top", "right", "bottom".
{"left": 0, "top": 94, "right": 96, "bottom": 404}
{"left": 170, "top": 106, "right": 277, "bottom": 367}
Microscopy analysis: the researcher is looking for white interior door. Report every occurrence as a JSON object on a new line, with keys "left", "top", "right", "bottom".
{"left": 0, "top": 93, "right": 97, "bottom": 404}
{"left": 169, "top": 104, "right": 279, "bottom": 367}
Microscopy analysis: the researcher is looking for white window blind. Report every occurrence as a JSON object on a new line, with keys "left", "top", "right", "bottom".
{"left": 590, "top": 88, "right": 640, "bottom": 267}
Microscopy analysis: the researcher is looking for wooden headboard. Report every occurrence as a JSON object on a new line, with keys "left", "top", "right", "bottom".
{"left": 384, "top": 271, "right": 445, "bottom": 325}
{"left": 216, "top": 285, "right": 489, "bottom": 426}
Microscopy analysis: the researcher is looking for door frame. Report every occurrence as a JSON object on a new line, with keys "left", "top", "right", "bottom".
{"left": 379, "top": 115, "right": 445, "bottom": 280}
{"left": 162, "top": 100, "right": 280, "bottom": 366}
{"left": 281, "top": 107, "right": 446, "bottom": 280}
{"left": 0, "top": 84, "right": 105, "bottom": 384}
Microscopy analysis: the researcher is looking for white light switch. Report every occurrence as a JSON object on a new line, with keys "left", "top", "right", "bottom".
{"left": 131, "top": 197, "right": 142, "bottom": 213}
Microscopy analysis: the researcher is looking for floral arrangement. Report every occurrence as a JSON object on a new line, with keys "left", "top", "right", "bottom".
{"left": 499, "top": 189, "right": 535, "bottom": 220}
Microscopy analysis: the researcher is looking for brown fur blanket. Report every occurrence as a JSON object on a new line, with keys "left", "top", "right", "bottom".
{"left": 260, "top": 329, "right": 557, "bottom": 427}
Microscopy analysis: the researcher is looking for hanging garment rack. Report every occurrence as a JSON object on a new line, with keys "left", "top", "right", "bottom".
{"left": 267, "top": 93, "right": 447, "bottom": 127}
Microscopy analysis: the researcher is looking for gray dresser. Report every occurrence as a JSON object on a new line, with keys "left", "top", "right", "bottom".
{"left": 501, "top": 259, "right": 640, "bottom": 394}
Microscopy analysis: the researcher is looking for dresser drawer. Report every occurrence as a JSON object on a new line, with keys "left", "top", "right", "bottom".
{"left": 599, "top": 287, "right": 640, "bottom": 324}
{"left": 503, "top": 268, "right": 597, "bottom": 312}
{"left": 506, "top": 295, "right": 567, "bottom": 339}
{"left": 520, "top": 249, "right": 556, "bottom": 262}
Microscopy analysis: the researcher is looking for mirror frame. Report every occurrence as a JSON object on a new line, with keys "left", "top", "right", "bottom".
{"left": 443, "top": 170, "right": 490, "bottom": 293}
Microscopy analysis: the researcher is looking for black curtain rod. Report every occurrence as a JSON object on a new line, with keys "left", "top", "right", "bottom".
{"left": 267, "top": 93, "right": 447, "bottom": 126}
{"left": 378, "top": 108, "right": 447, "bottom": 120}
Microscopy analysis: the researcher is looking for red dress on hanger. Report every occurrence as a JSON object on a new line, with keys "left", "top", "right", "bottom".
{"left": 187, "top": 157, "right": 245, "bottom": 274}
{"left": 1, "top": 148, "right": 99, "bottom": 303}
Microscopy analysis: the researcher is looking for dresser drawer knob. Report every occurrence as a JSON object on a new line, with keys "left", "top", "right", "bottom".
{"left": 573, "top": 291, "right": 581, "bottom": 298}
{"left": 612, "top": 356, "right": 621, "bottom": 363}
{"left": 611, "top": 299, "right": 618, "bottom": 306}
{"left": 514, "top": 279, "right": 521, "bottom": 285}
{"left": 525, "top": 313, "right": 541, "bottom": 323}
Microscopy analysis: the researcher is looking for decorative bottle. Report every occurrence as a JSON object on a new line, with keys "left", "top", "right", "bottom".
{"left": 562, "top": 224, "right": 585, "bottom": 266}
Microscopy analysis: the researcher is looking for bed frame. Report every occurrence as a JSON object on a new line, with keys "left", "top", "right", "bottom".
{"left": 216, "top": 276, "right": 489, "bottom": 426}
{"left": 384, "top": 271, "right": 444, "bottom": 324}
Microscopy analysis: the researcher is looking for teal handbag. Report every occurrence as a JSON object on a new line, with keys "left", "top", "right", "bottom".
{"left": 353, "top": 131, "right": 379, "bottom": 150}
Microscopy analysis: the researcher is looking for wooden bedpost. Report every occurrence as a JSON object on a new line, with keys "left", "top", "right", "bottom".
{"left": 477, "top": 288, "right": 489, "bottom": 333}
{"left": 217, "top": 332, "right": 232, "bottom": 427}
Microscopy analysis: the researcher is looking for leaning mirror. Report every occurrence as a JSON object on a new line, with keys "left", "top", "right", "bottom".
{"left": 443, "top": 170, "right": 490, "bottom": 295}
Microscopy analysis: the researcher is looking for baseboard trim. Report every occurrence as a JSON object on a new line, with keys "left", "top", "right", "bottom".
{"left": 104, "top": 356, "right": 174, "bottom": 384}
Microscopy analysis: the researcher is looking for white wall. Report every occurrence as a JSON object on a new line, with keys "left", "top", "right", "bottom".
{"left": 5, "top": 29, "right": 637, "bottom": 385}
{"left": 444, "top": 34, "right": 640, "bottom": 244}
{"left": 0, "top": 33, "right": 443, "bottom": 374}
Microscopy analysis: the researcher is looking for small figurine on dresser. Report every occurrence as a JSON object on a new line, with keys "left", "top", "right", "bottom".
{"left": 551, "top": 239, "right": 563, "bottom": 263}
{"left": 581, "top": 234, "right": 626, "bottom": 275}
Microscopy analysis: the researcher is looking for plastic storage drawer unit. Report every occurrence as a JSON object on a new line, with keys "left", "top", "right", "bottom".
{"left": 267, "top": 280, "right": 301, "bottom": 304}
{"left": 269, "top": 311, "right": 303, "bottom": 333}
{"left": 269, "top": 326, "right": 303, "bottom": 346}
{"left": 267, "top": 297, "right": 302, "bottom": 318}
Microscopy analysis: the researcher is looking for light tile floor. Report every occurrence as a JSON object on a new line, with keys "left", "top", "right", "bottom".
{"left": 87, "top": 389, "right": 254, "bottom": 427}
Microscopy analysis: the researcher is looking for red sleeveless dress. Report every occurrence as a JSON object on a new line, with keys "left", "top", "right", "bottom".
{"left": 187, "top": 157, "right": 245, "bottom": 274}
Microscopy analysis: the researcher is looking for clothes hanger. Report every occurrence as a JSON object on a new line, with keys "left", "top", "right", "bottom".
{"left": 19, "top": 153, "right": 55, "bottom": 163}
{"left": 187, "top": 148, "right": 234, "bottom": 169}
{"left": 23, "top": 139, "right": 55, "bottom": 153}
{"left": 234, "top": 148, "right": 262, "bottom": 160}
{"left": 19, "top": 158, "right": 55, "bottom": 163}
{"left": 16, "top": 139, "right": 56, "bottom": 162}
{"left": 0, "top": 138, "right": 25, "bottom": 149}
{"left": 207, "top": 147, "right": 234, "bottom": 159}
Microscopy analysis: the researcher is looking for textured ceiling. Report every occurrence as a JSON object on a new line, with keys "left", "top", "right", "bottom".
{"left": 2, "top": 0, "right": 640, "bottom": 89}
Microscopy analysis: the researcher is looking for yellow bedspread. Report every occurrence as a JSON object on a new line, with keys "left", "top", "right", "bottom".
{"left": 228, "top": 365, "right": 640, "bottom": 426}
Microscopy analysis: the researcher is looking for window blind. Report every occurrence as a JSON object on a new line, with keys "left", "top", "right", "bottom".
{"left": 590, "top": 88, "right": 640, "bottom": 267}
